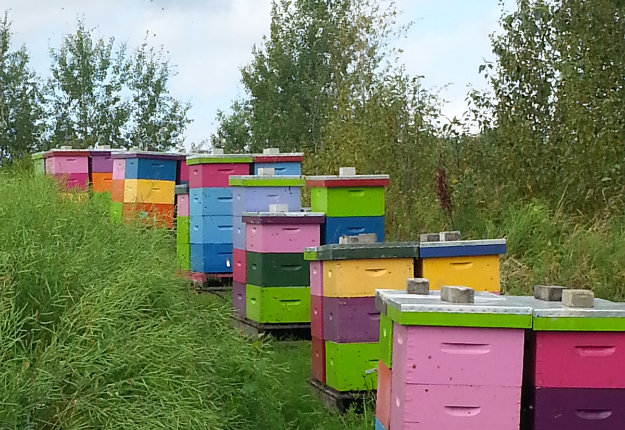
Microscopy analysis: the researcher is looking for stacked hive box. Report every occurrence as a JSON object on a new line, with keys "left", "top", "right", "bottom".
{"left": 304, "top": 243, "right": 419, "bottom": 399}
{"left": 252, "top": 148, "right": 304, "bottom": 175}
{"left": 110, "top": 152, "right": 127, "bottom": 223}
{"left": 111, "top": 151, "right": 178, "bottom": 229}
{"left": 511, "top": 292, "right": 625, "bottom": 430}
{"left": 187, "top": 153, "right": 253, "bottom": 277}
{"left": 375, "top": 288, "right": 533, "bottom": 430}
{"left": 239, "top": 210, "right": 324, "bottom": 325}
{"left": 44, "top": 148, "right": 91, "bottom": 196}
{"left": 175, "top": 184, "right": 190, "bottom": 272}
{"left": 32, "top": 152, "right": 46, "bottom": 176}
{"left": 418, "top": 238, "right": 507, "bottom": 293}
{"left": 230, "top": 172, "right": 305, "bottom": 310}
{"left": 307, "top": 170, "right": 389, "bottom": 244}
{"left": 90, "top": 147, "right": 114, "bottom": 194}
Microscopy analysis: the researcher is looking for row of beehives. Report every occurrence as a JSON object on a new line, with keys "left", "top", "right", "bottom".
{"left": 373, "top": 283, "right": 625, "bottom": 430}
{"left": 175, "top": 165, "right": 390, "bottom": 289}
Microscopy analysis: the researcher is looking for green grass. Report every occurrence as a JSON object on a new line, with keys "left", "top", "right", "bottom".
{"left": 0, "top": 172, "right": 373, "bottom": 429}
{"left": 5, "top": 171, "right": 625, "bottom": 429}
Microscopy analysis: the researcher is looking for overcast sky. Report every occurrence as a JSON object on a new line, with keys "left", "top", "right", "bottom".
{"left": 4, "top": 0, "right": 513, "bottom": 148}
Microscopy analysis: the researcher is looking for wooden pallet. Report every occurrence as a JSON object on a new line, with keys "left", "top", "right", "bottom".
{"left": 230, "top": 316, "right": 311, "bottom": 341}
{"left": 188, "top": 272, "right": 233, "bottom": 293}
{"left": 309, "top": 378, "right": 374, "bottom": 413}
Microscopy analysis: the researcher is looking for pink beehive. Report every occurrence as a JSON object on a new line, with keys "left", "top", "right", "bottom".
{"left": 246, "top": 223, "right": 321, "bottom": 253}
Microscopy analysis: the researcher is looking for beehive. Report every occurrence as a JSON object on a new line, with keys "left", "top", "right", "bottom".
{"left": 305, "top": 242, "right": 419, "bottom": 394}
{"left": 418, "top": 238, "right": 507, "bottom": 293}
{"left": 175, "top": 184, "right": 190, "bottom": 271}
{"left": 509, "top": 293, "right": 625, "bottom": 430}
{"left": 307, "top": 172, "right": 389, "bottom": 244}
{"left": 43, "top": 148, "right": 91, "bottom": 193}
{"left": 252, "top": 148, "right": 304, "bottom": 176}
{"left": 375, "top": 289, "right": 532, "bottom": 430}
{"left": 187, "top": 153, "right": 253, "bottom": 277}
{"left": 111, "top": 151, "right": 180, "bottom": 229}
{"left": 229, "top": 173, "right": 305, "bottom": 307}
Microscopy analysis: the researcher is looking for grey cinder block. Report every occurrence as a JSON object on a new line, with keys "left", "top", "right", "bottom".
{"left": 339, "top": 235, "right": 360, "bottom": 245}
{"left": 338, "top": 233, "right": 378, "bottom": 245}
{"left": 269, "top": 204, "right": 289, "bottom": 213}
{"left": 407, "top": 278, "right": 430, "bottom": 295}
{"left": 440, "top": 231, "right": 461, "bottom": 241}
{"left": 358, "top": 233, "right": 378, "bottom": 244}
{"left": 257, "top": 167, "right": 275, "bottom": 176}
{"left": 263, "top": 148, "right": 280, "bottom": 155}
{"left": 534, "top": 285, "right": 566, "bottom": 302}
{"left": 441, "top": 286, "right": 475, "bottom": 304}
{"left": 339, "top": 167, "right": 356, "bottom": 176}
{"left": 562, "top": 289, "right": 594, "bottom": 308}
{"left": 420, "top": 233, "right": 441, "bottom": 243}
{"left": 213, "top": 148, "right": 225, "bottom": 155}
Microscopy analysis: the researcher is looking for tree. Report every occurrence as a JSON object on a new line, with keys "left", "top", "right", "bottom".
{"left": 210, "top": 99, "right": 252, "bottom": 153}
{"left": 46, "top": 20, "right": 191, "bottom": 150}
{"left": 0, "top": 13, "right": 44, "bottom": 163}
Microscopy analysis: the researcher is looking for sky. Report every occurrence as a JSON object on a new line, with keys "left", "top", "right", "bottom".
{"left": 3, "top": 0, "right": 514, "bottom": 148}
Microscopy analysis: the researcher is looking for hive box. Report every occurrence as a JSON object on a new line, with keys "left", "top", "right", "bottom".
{"left": 122, "top": 203, "right": 175, "bottom": 229}
{"left": 312, "top": 336, "right": 326, "bottom": 383}
{"left": 189, "top": 187, "right": 233, "bottom": 216}
{"left": 253, "top": 152, "right": 304, "bottom": 176}
{"left": 188, "top": 162, "right": 251, "bottom": 188}
{"left": 90, "top": 149, "right": 113, "bottom": 173}
{"left": 246, "top": 252, "right": 310, "bottom": 287}
{"left": 55, "top": 173, "right": 90, "bottom": 191}
{"left": 322, "top": 216, "right": 385, "bottom": 245}
{"left": 32, "top": 152, "right": 45, "bottom": 176}
{"left": 307, "top": 175, "right": 389, "bottom": 218}
{"left": 91, "top": 172, "right": 113, "bottom": 193}
{"left": 311, "top": 294, "right": 324, "bottom": 339}
{"left": 418, "top": 239, "right": 507, "bottom": 293}
{"left": 124, "top": 157, "right": 177, "bottom": 182}
{"left": 44, "top": 149, "right": 90, "bottom": 175}
{"left": 177, "top": 194, "right": 190, "bottom": 217}
{"left": 232, "top": 185, "right": 303, "bottom": 215}
{"left": 323, "top": 297, "right": 380, "bottom": 343}
{"left": 123, "top": 179, "right": 176, "bottom": 204}
{"left": 325, "top": 341, "right": 379, "bottom": 392}
{"left": 243, "top": 212, "right": 325, "bottom": 253}
{"left": 245, "top": 285, "right": 310, "bottom": 323}
{"left": 233, "top": 248, "right": 247, "bottom": 284}
{"left": 190, "top": 243, "right": 233, "bottom": 273}
{"left": 377, "top": 291, "right": 533, "bottom": 430}
{"left": 232, "top": 281, "right": 247, "bottom": 318}
{"left": 190, "top": 216, "right": 234, "bottom": 244}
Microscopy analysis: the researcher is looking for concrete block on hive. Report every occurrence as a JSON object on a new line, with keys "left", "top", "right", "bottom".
{"left": 440, "top": 231, "right": 461, "bottom": 241}
{"left": 407, "top": 278, "right": 429, "bottom": 295}
{"left": 441, "top": 286, "right": 475, "bottom": 304}
{"left": 269, "top": 203, "right": 289, "bottom": 213}
{"left": 562, "top": 289, "right": 594, "bottom": 308}
{"left": 339, "top": 167, "right": 356, "bottom": 176}
{"left": 257, "top": 167, "right": 275, "bottom": 177}
{"left": 420, "top": 233, "right": 441, "bottom": 242}
{"left": 534, "top": 285, "right": 565, "bottom": 302}
{"left": 60, "top": 145, "right": 73, "bottom": 150}
{"left": 338, "top": 233, "right": 378, "bottom": 245}
{"left": 263, "top": 148, "right": 280, "bottom": 155}
{"left": 375, "top": 290, "right": 388, "bottom": 315}
{"left": 213, "top": 148, "right": 224, "bottom": 155}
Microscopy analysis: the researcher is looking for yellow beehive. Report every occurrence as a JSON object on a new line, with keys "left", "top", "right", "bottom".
{"left": 323, "top": 258, "right": 414, "bottom": 298}
{"left": 123, "top": 179, "right": 175, "bottom": 204}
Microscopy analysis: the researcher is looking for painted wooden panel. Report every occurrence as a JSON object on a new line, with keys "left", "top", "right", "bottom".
{"left": 47, "top": 155, "right": 89, "bottom": 174}
{"left": 190, "top": 215, "right": 234, "bottom": 244}
{"left": 232, "top": 247, "right": 247, "bottom": 284}
{"left": 112, "top": 159, "right": 126, "bottom": 180}
{"left": 323, "top": 296, "right": 380, "bottom": 343}
{"left": 232, "top": 281, "right": 246, "bottom": 319}
{"left": 246, "top": 223, "right": 321, "bottom": 253}
{"left": 123, "top": 179, "right": 176, "bottom": 204}
{"left": 232, "top": 186, "right": 302, "bottom": 216}
{"left": 312, "top": 336, "right": 326, "bottom": 384}
{"left": 532, "top": 387, "right": 625, "bottom": 430}
{"left": 310, "top": 294, "right": 324, "bottom": 339}
{"left": 91, "top": 172, "right": 113, "bottom": 193}
{"left": 245, "top": 285, "right": 310, "bottom": 324}
{"left": 310, "top": 261, "right": 323, "bottom": 296}
{"left": 376, "top": 361, "right": 392, "bottom": 430}
{"left": 189, "top": 163, "right": 250, "bottom": 188}
{"left": 390, "top": 384, "right": 522, "bottom": 430}
{"left": 534, "top": 331, "right": 625, "bottom": 389}
{"left": 322, "top": 258, "right": 414, "bottom": 298}
{"left": 419, "top": 254, "right": 501, "bottom": 293}
{"left": 392, "top": 325, "right": 525, "bottom": 387}
{"left": 189, "top": 187, "right": 233, "bottom": 216}
{"left": 322, "top": 216, "right": 385, "bottom": 245}
{"left": 177, "top": 194, "right": 190, "bottom": 217}
{"left": 325, "top": 341, "right": 379, "bottom": 392}
{"left": 311, "top": 187, "right": 385, "bottom": 217}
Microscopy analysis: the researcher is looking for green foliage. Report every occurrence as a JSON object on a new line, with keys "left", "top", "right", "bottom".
{"left": 47, "top": 21, "right": 192, "bottom": 150}
{"left": 469, "top": 0, "right": 625, "bottom": 212}
{"left": 0, "top": 13, "right": 45, "bottom": 163}
{"left": 0, "top": 173, "right": 335, "bottom": 429}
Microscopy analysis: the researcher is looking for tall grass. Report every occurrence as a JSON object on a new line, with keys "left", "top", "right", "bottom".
{"left": 0, "top": 173, "right": 322, "bottom": 429}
